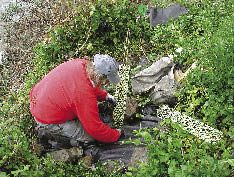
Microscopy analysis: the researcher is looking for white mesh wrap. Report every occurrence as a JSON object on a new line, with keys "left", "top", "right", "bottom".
{"left": 157, "top": 105, "right": 223, "bottom": 143}
{"left": 113, "top": 64, "right": 130, "bottom": 128}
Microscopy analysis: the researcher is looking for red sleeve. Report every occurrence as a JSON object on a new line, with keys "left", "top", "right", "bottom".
{"left": 74, "top": 87, "right": 120, "bottom": 143}
{"left": 94, "top": 87, "right": 108, "bottom": 101}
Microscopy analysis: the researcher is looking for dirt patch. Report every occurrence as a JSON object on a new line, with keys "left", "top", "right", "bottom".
{"left": 0, "top": 0, "right": 88, "bottom": 95}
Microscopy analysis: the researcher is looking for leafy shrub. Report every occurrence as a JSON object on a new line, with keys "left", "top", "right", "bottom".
{"left": 126, "top": 120, "right": 233, "bottom": 177}
{"left": 34, "top": 0, "right": 153, "bottom": 64}
{"left": 176, "top": 12, "right": 234, "bottom": 131}
{"left": 150, "top": 0, "right": 234, "bottom": 66}
{"left": 0, "top": 118, "right": 33, "bottom": 172}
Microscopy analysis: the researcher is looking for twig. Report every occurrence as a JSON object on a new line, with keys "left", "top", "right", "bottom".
{"left": 74, "top": 26, "right": 92, "bottom": 55}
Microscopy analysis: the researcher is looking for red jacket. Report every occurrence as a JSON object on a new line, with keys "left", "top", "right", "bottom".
{"left": 29, "top": 58, "right": 120, "bottom": 143}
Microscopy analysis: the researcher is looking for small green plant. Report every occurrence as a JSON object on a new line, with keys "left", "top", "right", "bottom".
{"left": 34, "top": 0, "right": 153, "bottom": 63}
{"left": 125, "top": 120, "right": 232, "bottom": 177}
{"left": 176, "top": 11, "right": 234, "bottom": 131}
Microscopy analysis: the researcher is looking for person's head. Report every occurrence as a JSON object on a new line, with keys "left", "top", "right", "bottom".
{"left": 86, "top": 54, "right": 120, "bottom": 87}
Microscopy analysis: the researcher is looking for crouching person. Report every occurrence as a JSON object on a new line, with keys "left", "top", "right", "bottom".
{"left": 29, "top": 54, "right": 121, "bottom": 147}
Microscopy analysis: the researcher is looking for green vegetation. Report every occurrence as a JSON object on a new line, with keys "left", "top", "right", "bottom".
{"left": 126, "top": 121, "right": 233, "bottom": 176}
{"left": 0, "top": 0, "right": 233, "bottom": 176}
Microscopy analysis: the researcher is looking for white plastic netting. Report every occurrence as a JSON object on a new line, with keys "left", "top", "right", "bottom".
{"left": 157, "top": 105, "right": 223, "bottom": 143}
{"left": 113, "top": 64, "right": 131, "bottom": 128}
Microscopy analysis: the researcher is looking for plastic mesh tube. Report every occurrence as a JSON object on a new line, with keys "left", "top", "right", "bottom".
{"left": 113, "top": 64, "right": 130, "bottom": 128}
{"left": 157, "top": 105, "right": 223, "bottom": 143}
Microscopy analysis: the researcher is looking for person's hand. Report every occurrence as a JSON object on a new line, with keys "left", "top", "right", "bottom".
{"left": 116, "top": 129, "right": 121, "bottom": 135}
{"left": 116, "top": 129, "right": 125, "bottom": 139}
{"left": 106, "top": 94, "right": 116, "bottom": 105}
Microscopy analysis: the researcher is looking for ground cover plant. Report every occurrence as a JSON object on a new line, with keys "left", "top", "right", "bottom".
{"left": 0, "top": 0, "right": 233, "bottom": 176}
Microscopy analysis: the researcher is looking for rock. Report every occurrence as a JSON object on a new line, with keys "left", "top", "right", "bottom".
{"left": 131, "top": 57, "right": 180, "bottom": 104}
{"left": 129, "top": 147, "right": 149, "bottom": 168}
{"left": 80, "top": 155, "right": 94, "bottom": 169}
{"left": 138, "top": 56, "right": 150, "bottom": 70}
{"left": 174, "top": 69, "right": 185, "bottom": 82}
{"left": 125, "top": 97, "right": 138, "bottom": 118}
{"left": 102, "top": 160, "right": 126, "bottom": 175}
{"left": 49, "top": 146, "right": 83, "bottom": 162}
{"left": 132, "top": 57, "right": 174, "bottom": 94}
{"left": 32, "top": 143, "right": 44, "bottom": 156}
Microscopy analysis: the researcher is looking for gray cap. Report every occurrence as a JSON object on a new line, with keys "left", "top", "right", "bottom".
{"left": 94, "top": 54, "right": 120, "bottom": 85}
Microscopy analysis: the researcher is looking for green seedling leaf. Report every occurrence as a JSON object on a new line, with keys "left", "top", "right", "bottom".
{"left": 134, "top": 139, "right": 141, "bottom": 146}
{"left": 138, "top": 5, "right": 147, "bottom": 16}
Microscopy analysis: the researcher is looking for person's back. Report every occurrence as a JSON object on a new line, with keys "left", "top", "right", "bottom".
{"left": 30, "top": 58, "right": 88, "bottom": 124}
{"left": 30, "top": 55, "right": 121, "bottom": 144}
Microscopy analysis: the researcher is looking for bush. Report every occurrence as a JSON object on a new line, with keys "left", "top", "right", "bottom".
{"left": 126, "top": 120, "right": 233, "bottom": 177}
{"left": 34, "top": 0, "right": 152, "bottom": 64}
{"left": 176, "top": 12, "right": 234, "bottom": 131}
